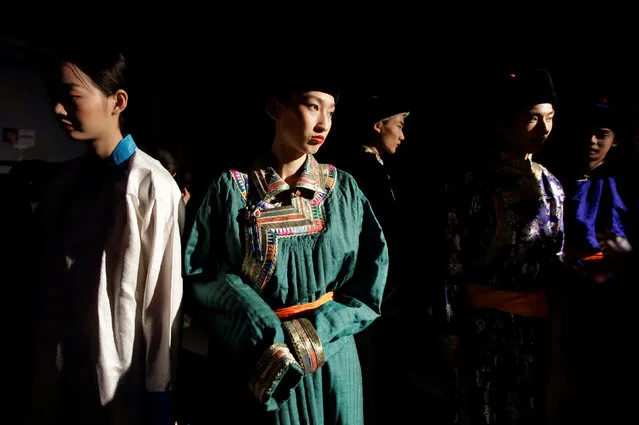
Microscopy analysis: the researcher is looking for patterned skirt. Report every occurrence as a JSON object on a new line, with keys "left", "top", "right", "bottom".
{"left": 456, "top": 309, "right": 550, "bottom": 425}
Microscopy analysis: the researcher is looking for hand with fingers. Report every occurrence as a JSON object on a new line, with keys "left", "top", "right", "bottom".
{"left": 588, "top": 231, "right": 634, "bottom": 283}
{"left": 597, "top": 232, "right": 633, "bottom": 256}
{"left": 181, "top": 186, "right": 191, "bottom": 206}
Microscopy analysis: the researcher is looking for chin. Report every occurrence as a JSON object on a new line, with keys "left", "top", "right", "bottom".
{"left": 66, "top": 131, "right": 88, "bottom": 141}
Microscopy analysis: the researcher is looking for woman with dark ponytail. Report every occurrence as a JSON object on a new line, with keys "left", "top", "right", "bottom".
{"left": 29, "top": 44, "right": 183, "bottom": 425}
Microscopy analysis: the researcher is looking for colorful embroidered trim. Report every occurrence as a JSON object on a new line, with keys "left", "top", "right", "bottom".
{"left": 283, "top": 318, "right": 324, "bottom": 374}
{"left": 252, "top": 156, "right": 325, "bottom": 202}
{"left": 249, "top": 342, "right": 298, "bottom": 403}
{"left": 363, "top": 145, "right": 384, "bottom": 166}
{"left": 253, "top": 167, "right": 289, "bottom": 202}
{"left": 231, "top": 161, "right": 337, "bottom": 289}
{"left": 231, "top": 169, "right": 249, "bottom": 199}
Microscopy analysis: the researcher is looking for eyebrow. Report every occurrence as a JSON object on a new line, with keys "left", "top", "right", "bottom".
{"left": 529, "top": 110, "right": 554, "bottom": 116}
{"left": 306, "top": 94, "right": 336, "bottom": 108}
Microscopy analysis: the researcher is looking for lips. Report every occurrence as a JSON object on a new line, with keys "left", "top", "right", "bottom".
{"left": 311, "top": 135, "right": 325, "bottom": 142}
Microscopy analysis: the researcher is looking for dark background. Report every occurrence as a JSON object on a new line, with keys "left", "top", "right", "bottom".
{"left": 1, "top": 31, "right": 637, "bottom": 425}
{"left": 5, "top": 35, "right": 636, "bottom": 184}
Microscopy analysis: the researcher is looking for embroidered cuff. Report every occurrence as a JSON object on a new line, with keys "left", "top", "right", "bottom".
{"left": 283, "top": 318, "right": 325, "bottom": 374}
{"left": 249, "top": 342, "right": 303, "bottom": 410}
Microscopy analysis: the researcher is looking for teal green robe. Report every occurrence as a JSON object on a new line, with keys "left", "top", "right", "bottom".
{"left": 184, "top": 154, "right": 388, "bottom": 424}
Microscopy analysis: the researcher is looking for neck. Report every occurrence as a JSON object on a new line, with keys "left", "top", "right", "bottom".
{"left": 90, "top": 130, "right": 124, "bottom": 159}
{"left": 271, "top": 137, "right": 307, "bottom": 185}
{"left": 586, "top": 158, "right": 604, "bottom": 172}
{"left": 497, "top": 137, "right": 532, "bottom": 160}
{"left": 501, "top": 150, "right": 532, "bottom": 161}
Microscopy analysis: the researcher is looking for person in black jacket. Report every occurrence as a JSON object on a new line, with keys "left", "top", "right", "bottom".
{"left": 339, "top": 94, "right": 410, "bottom": 425}
{"left": 343, "top": 95, "right": 409, "bottom": 232}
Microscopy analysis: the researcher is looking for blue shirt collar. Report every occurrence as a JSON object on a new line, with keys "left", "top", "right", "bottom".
{"left": 108, "top": 134, "right": 137, "bottom": 166}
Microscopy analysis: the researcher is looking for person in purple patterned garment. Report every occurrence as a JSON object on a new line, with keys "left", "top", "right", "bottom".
{"left": 435, "top": 70, "right": 565, "bottom": 424}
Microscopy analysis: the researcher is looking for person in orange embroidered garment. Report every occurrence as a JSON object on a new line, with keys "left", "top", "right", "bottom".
{"left": 183, "top": 85, "right": 389, "bottom": 424}
{"left": 435, "top": 70, "right": 565, "bottom": 424}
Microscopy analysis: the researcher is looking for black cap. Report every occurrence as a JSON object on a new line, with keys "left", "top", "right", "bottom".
{"left": 268, "top": 85, "right": 340, "bottom": 104}
{"left": 499, "top": 69, "right": 557, "bottom": 108}
{"left": 587, "top": 96, "right": 618, "bottom": 131}
{"left": 365, "top": 95, "right": 410, "bottom": 125}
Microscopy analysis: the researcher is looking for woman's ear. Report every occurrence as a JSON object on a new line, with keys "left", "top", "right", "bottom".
{"left": 372, "top": 121, "right": 383, "bottom": 134}
{"left": 113, "top": 89, "right": 128, "bottom": 115}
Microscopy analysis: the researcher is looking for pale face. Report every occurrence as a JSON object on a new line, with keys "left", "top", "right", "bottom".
{"left": 501, "top": 103, "right": 555, "bottom": 155}
{"left": 51, "top": 62, "right": 119, "bottom": 141}
{"left": 586, "top": 126, "right": 616, "bottom": 166}
{"left": 272, "top": 91, "right": 336, "bottom": 156}
{"left": 374, "top": 114, "right": 406, "bottom": 155}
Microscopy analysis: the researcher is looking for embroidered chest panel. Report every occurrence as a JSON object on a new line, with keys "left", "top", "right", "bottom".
{"left": 466, "top": 162, "right": 564, "bottom": 271}
{"left": 231, "top": 164, "right": 337, "bottom": 289}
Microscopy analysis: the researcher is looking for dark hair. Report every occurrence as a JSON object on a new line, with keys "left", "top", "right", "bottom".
{"left": 587, "top": 100, "right": 619, "bottom": 132}
{"left": 272, "top": 86, "right": 340, "bottom": 105}
{"left": 364, "top": 95, "right": 409, "bottom": 126}
{"left": 495, "top": 69, "right": 558, "bottom": 120}
{"left": 48, "top": 44, "right": 129, "bottom": 129}
{"left": 156, "top": 148, "right": 179, "bottom": 175}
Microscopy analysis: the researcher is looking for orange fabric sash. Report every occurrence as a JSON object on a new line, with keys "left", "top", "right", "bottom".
{"left": 274, "top": 291, "right": 335, "bottom": 320}
{"left": 581, "top": 252, "right": 604, "bottom": 262}
{"left": 466, "top": 283, "right": 548, "bottom": 318}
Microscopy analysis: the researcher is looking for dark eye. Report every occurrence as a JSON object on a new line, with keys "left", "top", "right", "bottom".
{"left": 594, "top": 129, "right": 612, "bottom": 138}
{"left": 307, "top": 104, "right": 319, "bottom": 111}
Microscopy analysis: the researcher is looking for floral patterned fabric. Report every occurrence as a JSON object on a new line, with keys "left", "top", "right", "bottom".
{"left": 441, "top": 153, "right": 565, "bottom": 424}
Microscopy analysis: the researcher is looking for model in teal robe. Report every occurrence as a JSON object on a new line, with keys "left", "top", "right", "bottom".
{"left": 183, "top": 154, "right": 388, "bottom": 424}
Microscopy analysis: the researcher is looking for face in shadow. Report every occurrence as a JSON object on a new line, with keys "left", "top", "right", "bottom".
{"left": 373, "top": 114, "right": 407, "bottom": 155}
{"left": 584, "top": 125, "right": 616, "bottom": 167}
{"left": 269, "top": 91, "right": 336, "bottom": 158}
{"left": 499, "top": 103, "right": 555, "bottom": 155}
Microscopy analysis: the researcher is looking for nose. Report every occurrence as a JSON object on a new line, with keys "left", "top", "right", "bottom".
{"left": 590, "top": 134, "right": 599, "bottom": 146}
{"left": 399, "top": 130, "right": 405, "bottom": 141}
{"left": 315, "top": 112, "right": 331, "bottom": 133}
{"left": 537, "top": 119, "right": 550, "bottom": 136}
{"left": 54, "top": 102, "right": 66, "bottom": 116}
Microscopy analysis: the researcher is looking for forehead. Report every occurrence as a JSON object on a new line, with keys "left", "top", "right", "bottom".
{"left": 58, "top": 62, "right": 93, "bottom": 89}
{"left": 527, "top": 103, "right": 555, "bottom": 115}
{"left": 589, "top": 124, "right": 615, "bottom": 132}
{"left": 299, "top": 91, "right": 336, "bottom": 106}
